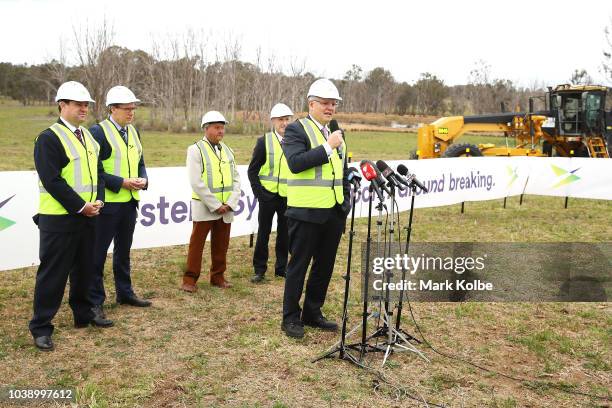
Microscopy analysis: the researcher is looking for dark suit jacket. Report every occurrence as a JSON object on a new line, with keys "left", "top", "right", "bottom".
{"left": 34, "top": 119, "right": 105, "bottom": 232}
{"left": 282, "top": 116, "right": 350, "bottom": 224}
{"left": 248, "top": 135, "right": 282, "bottom": 202}
{"left": 90, "top": 121, "right": 148, "bottom": 214}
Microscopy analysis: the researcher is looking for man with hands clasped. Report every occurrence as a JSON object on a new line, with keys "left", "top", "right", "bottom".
{"left": 29, "top": 81, "right": 111, "bottom": 351}
{"left": 89, "top": 86, "right": 151, "bottom": 327}
{"left": 182, "top": 111, "right": 241, "bottom": 292}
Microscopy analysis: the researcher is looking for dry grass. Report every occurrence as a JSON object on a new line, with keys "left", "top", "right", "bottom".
{"left": 0, "top": 104, "right": 610, "bottom": 406}
{"left": 0, "top": 197, "right": 610, "bottom": 407}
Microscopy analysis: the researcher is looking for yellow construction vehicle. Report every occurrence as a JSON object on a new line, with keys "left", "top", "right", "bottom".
{"left": 414, "top": 84, "right": 611, "bottom": 159}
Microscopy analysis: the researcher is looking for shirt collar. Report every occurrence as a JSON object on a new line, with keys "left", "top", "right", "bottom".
{"left": 308, "top": 115, "right": 328, "bottom": 134}
{"left": 59, "top": 117, "right": 78, "bottom": 133}
{"left": 108, "top": 115, "right": 125, "bottom": 132}
{"left": 273, "top": 130, "right": 283, "bottom": 142}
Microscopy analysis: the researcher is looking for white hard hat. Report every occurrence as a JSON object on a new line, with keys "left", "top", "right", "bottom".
{"left": 270, "top": 103, "right": 294, "bottom": 119}
{"left": 106, "top": 85, "right": 140, "bottom": 106}
{"left": 55, "top": 81, "right": 95, "bottom": 103}
{"left": 307, "top": 78, "right": 342, "bottom": 101}
{"left": 201, "top": 111, "right": 229, "bottom": 128}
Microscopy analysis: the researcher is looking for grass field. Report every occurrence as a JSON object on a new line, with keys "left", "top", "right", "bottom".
{"left": 0, "top": 103, "right": 610, "bottom": 407}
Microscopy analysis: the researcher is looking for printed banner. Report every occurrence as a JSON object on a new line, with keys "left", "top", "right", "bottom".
{"left": 1, "top": 157, "right": 610, "bottom": 271}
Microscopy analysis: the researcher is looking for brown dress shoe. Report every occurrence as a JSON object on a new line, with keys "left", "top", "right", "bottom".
{"left": 181, "top": 283, "right": 197, "bottom": 293}
{"left": 212, "top": 281, "right": 233, "bottom": 289}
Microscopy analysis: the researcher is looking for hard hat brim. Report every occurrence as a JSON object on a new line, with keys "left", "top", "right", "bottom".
{"left": 106, "top": 98, "right": 141, "bottom": 107}
{"left": 201, "top": 120, "right": 229, "bottom": 127}
{"left": 307, "top": 94, "right": 343, "bottom": 102}
{"left": 56, "top": 96, "right": 96, "bottom": 103}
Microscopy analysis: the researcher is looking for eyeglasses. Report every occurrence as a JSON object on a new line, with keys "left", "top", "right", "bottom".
{"left": 115, "top": 106, "right": 138, "bottom": 112}
{"left": 313, "top": 99, "right": 339, "bottom": 108}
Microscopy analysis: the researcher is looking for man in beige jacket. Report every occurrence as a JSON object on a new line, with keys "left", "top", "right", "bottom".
{"left": 182, "top": 111, "right": 241, "bottom": 291}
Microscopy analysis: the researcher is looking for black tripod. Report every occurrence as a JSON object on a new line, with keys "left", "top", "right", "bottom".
{"left": 313, "top": 177, "right": 363, "bottom": 365}
{"left": 394, "top": 184, "right": 423, "bottom": 340}
{"left": 363, "top": 184, "right": 428, "bottom": 365}
{"left": 316, "top": 183, "right": 383, "bottom": 364}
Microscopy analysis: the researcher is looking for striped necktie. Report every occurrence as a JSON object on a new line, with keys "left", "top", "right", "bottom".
{"left": 74, "top": 128, "right": 84, "bottom": 145}
{"left": 119, "top": 128, "right": 127, "bottom": 144}
{"left": 322, "top": 126, "right": 329, "bottom": 139}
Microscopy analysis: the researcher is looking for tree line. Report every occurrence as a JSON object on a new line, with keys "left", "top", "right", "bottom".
{"left": 1, "top": 24, "right": 610, "bottom": 133}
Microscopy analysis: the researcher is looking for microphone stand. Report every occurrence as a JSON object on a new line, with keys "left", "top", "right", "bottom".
{"left": 365, "top": 182, "right": 429, "bottom": 366}
{"left": 363, "top": 186, "right": 387, "bottom": 343}
{"left": 313, "top": 180, "right": 362, "bottom": 366}
{"left": 395, "top": 184, "right": 420, "bottom": 337}
{"left": 358, "top": 183, "right": 383, "bottom": 360}
{"left": 390, "top": 184, "right": 429, "bottom": 363}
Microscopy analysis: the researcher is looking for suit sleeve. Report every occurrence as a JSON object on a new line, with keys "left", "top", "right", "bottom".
{"left": 282, "top": 122, "right": 330, "bottom": 174}
{"left": 96, "top": 155, "right": 105, "bottom": 202}
{"left": 226, "top": 157, "right": 241, "bottom": 211}
{"left": 136, "top": 128, "right": 148, "bottom": 190}
{"left": 247, "top": 137, "right": 274, "bottom": 201}
{"left": 90, "top": 124, "right": 124, "bottom": 193}
{"left": 34, "top": 130, "right": 86, "bottom": 214}
{"left": 340, "top": 142, "right": 351, "bottom": 216}
{"left": 187, "top": 145, "right": 223, "bottom": 212}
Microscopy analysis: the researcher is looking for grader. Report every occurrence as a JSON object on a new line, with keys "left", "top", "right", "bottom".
{"left": 414, "top": 84, "right": 611, "bottom": 159}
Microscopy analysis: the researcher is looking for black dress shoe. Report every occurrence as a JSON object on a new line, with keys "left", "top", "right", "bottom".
{"left": 303, "top": 316, "right": 338, "bottom": 332}
{"left": 117, "top": 296, "right": 152, "bottom": 307}
{"left": 281, "top": 321, "right": 304, "bottom": 339}
{"left": 91, "top": 305, "right": 114, "bottom": 327}
{"left": 90, "top": 315, "right": 114, "bottom": 327}
{"left": 250, "top": 273, "right": 266, "bottom": 283}
{"left": 92, "top": 305, "right": 107, "bottom": 319}
{"left": 76, "top": 317, "right": 114, "bottom": 328}
{"left": 34, "top": 335, "right": 54, "bottom": 351}
{"left": 274, "top": 270, "right": 286, "bottom": 278}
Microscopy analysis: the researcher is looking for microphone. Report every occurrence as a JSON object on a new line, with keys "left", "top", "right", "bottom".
{"left": 328, "top": 119, "right": 344, "bottom": 160}
{"left": 360, "top": 160, "right": 387, "bottom": 203}
{"left": 346, "top": 167, "right": 362, "bottom": 188}
{"left": 375, "top": 160, "right": 407, "bottom": 191}
{"left": 397, "top": 164, "right": 429, "bottom": 193}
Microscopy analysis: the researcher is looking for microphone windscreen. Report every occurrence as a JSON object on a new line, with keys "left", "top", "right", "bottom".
{"left": 375, "top": 160, "right": 389, "bottom": 172}
{"left": 359, "top": 160, "right": 378, "bottom": 181}
{"left": 397, "top": 164, "right": 409, "bottom": 176}
{"left": 329, "top": 119, "right": 340, "bottom": 133}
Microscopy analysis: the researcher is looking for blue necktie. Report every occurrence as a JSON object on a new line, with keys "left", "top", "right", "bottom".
{"left": 119, "top": 128, "right": 127, "bottom": 144}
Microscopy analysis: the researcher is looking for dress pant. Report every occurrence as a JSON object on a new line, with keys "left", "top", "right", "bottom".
{"left": 184, "top": 219, "right": 232, "bottom": 286}
{"left": 91, "top": 201, "right": 137, "bottom": 305}
{"left": 29, "top": 224, "right": 95, "bottom": 337}
{"left": 282, "top": 209, "right": 345, "bottom": 324}
{"left": 253, "top": 196, "right": 288, "bottom": 275}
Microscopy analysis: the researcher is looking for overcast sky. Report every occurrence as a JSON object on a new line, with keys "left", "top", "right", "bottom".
{"left": 2, "top": 0, "right": 611, "bottom": 87}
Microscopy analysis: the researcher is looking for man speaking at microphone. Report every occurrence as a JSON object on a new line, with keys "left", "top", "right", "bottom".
{"left": 280, "top": 79, "right": 350, "bottom": 339}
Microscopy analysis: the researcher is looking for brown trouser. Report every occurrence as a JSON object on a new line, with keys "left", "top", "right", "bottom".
{"left": 184, "top": 219, "right": 231, "bottom": 286}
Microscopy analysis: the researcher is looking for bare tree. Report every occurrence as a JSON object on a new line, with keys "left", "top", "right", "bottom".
{"left": 569, "top": 69, "right": 593, "bottom": 85}
{"left": 72, "top": 18, "right": 116, "bottom": 120}
{"left": 602, "top": 17, "right": 612, "bottom": 84}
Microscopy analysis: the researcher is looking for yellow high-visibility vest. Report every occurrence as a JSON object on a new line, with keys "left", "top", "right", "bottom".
{"left": 286, "top": 118, "right": 345, "bottom": 208}
{"left": 39, "top": 123, "right": 99, "bottom": 215}
{"left": 99, "top": 119, "right": 143, "bottom": 202}
{"left": 258, "top": 131, "right": 288, "bottom": 197}
{"left": 191, "top": 139, "right": 235, "bottom": 203}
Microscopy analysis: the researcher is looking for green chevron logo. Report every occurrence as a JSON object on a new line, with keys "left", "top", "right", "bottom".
{"left": 550, "top": 165, "right": 581, "bottom": 188}
{"left": 506, "top": 166, "right": 518, "bottom": 187}
{"left": 0, "top": 195, "right": 16, "bottom": 231}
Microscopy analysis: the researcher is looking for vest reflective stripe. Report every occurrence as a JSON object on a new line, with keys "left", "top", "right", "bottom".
{"left": 258, "top": 132, "right": 288, "bottom": 197}
{"left": 286, "top": 118, "right": 345, "bottom": 208}
{"left": 191, "top": 140, "right": 235, "bottom": 203}
{"left": 39, "top": 123, "right": 99, "bottom": 214}
{"left": 99, "top": 119, "right": 143, "bottom": 202}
